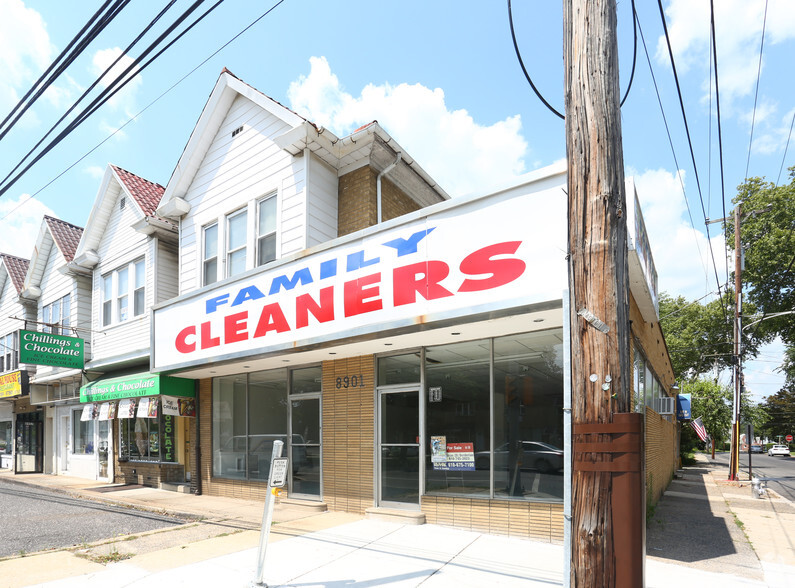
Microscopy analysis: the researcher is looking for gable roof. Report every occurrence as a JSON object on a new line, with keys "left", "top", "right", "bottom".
{"left": 110, "top": 164, "right": 165, "bottom": 216}
{"left": 0, "top": 253, "right": 30, "bottom": 294}
{"left": 22, "top": 216, "right": 85, "bottom": 296}
{"left": 45, "top": 216, "right": 83, "bottom": 262}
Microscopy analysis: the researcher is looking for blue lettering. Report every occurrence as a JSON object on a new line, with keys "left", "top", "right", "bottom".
{"left": 206, "top": 293, "right": 230, "bottom": 314}
{"left": 269, "top": 268, "right": 314, "bottom": 295}
{"left": 232, "top": 285, "right": 265, "bottom": 306}
{"left": 346, "top": 250, "right": 380, "bottom": 272}
{"left": 320, "top": 259, "right": 337, "bottom": 280}
{"left": 382, "top": 227, "right": 435, "bottom": 257}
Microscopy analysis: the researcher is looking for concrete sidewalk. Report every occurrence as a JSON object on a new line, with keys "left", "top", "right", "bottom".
{"left": 1, "top": 457, "right": 793, "bottom": 587}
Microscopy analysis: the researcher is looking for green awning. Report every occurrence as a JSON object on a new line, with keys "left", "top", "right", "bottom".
{"left": 80, "top": 372, "right": 194, "bottom": 403}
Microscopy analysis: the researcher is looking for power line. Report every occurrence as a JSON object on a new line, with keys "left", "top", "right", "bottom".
{"left": 745, "top": 0, "right": 769, "bottom": 180}
{"left": 0, "top": 0, "right": 288, "bottom": 221}
{"left": 656, "top": 0, "right": 729, "bottom": 328}
{"left": 776, "top": 109, "right": 795, "bottom": 185}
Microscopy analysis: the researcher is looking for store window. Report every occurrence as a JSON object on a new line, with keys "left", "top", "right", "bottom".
{"left": 226, "top": 208, "right": 247, "bottom": 277}
{"left": 378, "top": 352, "right": 421, "bottom": 386}
{"left": 1, "top": 421, "right": 11, "bottom": 455}
{"left": 422, "top": 329, "right": 564, "bottom": 502}
{"left": 42, "top": 294, "right": 70, "bottom": 334}
{"left": 1, "top": 332, "right": 17, "bottom": 372}
{"left": 633, "top": 346, "right": 663, "bottom": 414}
{"left": 212, "top": 368, "right": 287, "bottom": 481}
{"left": 257, "top": 194, "right": 277, "bottom": 266}
{"left": 202, "top": 222, "right": 218, "bottom": 286}
{"left": 73, "top": 409, "right": 95, "bottom": 454}
{"left": 118, "top": 402, "right": 178, "bottom": 463}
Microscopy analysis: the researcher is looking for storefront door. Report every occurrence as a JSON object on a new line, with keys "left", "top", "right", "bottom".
{"left": 289, "top": 394, "right": 321, "bottom": 499}
{"left": 97, "top": 420, "right": 110, "bottom": 480}
{"left": 15, "top": 412, "right": 43, "bottom": 473}
{"left": 377, "top": 387, "right": 420, "bottom": 508}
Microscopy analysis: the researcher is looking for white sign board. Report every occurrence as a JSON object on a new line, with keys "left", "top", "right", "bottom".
{"left": 152, "top": 180, "right": 567, "bottom": 372}
{"left": 269, "top": 457, "right": 289, "bottom": 487}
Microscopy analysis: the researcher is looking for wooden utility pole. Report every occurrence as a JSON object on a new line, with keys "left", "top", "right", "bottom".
{"left": 729, "top": 203, "right": 743, "bottom": 481}
{"left": 564, "top": 1, "right": 642, "bottom": 586}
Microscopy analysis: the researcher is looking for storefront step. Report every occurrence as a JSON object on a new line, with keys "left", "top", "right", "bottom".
{"left": 278, "top": 498, "right": 328, "bottom": 513}
{"left": 365, "top": 507, "right": 426, "bottom": 525}
{"left": 159, "top": 481, "right": 191, "bottom": 494}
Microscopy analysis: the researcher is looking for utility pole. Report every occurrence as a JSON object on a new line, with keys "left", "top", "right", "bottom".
{"left": 729, "top": 203, "right": 743, "bottom": 481}
{"left": 564, "top": 1, "right": 643, "bottom": 586}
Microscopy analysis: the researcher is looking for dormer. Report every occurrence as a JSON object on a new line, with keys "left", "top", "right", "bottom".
{"left": 0, "top": 253, "right": 33, "bottom": 374}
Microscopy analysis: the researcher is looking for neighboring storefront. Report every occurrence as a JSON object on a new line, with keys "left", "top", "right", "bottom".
{"left": 79, "top": 372, "right": 196, "bottom": 486}
{"left": 1, "top": 370, "right": 29, "bottom": 470}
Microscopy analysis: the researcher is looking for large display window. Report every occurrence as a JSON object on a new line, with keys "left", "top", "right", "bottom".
{"left": 118, "top": 402, "right": 178, "bottom": 463}
{"left": 422, "top": 329, "right": 564, "bottom": 502}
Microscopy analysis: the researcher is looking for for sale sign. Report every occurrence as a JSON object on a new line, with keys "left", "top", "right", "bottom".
{"left": 432, "top": 442, "right": 475, "bottom": 471}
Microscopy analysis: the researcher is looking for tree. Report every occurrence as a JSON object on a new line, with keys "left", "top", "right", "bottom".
{"left": 660, "top": 292, "right": 764, "bottom": 380}
{"left": 729, "top": 172, "right": 795, "bottom": 383}
{"left": 681, "top": 379, "right": 732, "bottom": 451}
{"left": 758, "top": 386, "right": 795, "bottom": 441}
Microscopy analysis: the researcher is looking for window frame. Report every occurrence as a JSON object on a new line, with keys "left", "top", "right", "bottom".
{"left": 100, "top": 258, "right": 146, "bottom": 326}
{"left": 225, "top": 207, "right": 248, "bottom": 278}
{"left": 42, "top": 293, "right": 71, "bottom": 335}
{"left": 256, "top": 192, "right": 277, "bottom": 267}
{"left": 1, "top": 332, "right": 17, "bottom": 372}
{"left": 202, "top": 221, "right": 219, "bottom": 286}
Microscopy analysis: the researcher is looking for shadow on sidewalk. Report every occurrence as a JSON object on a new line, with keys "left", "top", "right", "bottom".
{"left": 646, "top": 466, "right": 740, "bottom": 564}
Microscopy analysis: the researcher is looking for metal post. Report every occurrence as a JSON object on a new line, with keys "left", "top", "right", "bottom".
{"left": 251, "top": 440, "right": 284, "bottom": 588}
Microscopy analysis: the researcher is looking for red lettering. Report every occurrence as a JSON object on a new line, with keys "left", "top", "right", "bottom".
{"left": 296, "top": 286, "right": 335, "bottom": 328}
{"left": 175, "top": 326, "right": 196, "bottom": 353}
{"left": 458, "top": 242, "right": 525, "bottom": 292}
{"left": 200, "top": 321, "right": 220, "bottom": 349}
{"left": 393, "top": 261, "right": 453, "bottom": 306}
{"left": 344, "top": 273, "right": 383, "bottom": 317}
{"left": 224, "top": 311, "right": 249, "bottom": 343}
{"left": 253, "top": 303, "right": 291, "bottom": 337}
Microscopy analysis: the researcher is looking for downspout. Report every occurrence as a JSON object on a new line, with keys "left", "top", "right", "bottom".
{"left": 376, "top": 152, "right": 401, "bottom": 224}
{"left": 193, "top": 379, "right": 201, "bottom": 495}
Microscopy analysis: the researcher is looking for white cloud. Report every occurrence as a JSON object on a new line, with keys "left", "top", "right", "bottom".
{"left": 288, "top": 56, "right": 528, "bottom": 197}
{"left": 630, "top": 167, "right": 730, "bottom": 300}
{"left": 0, "top": 193, "right": 55, "bottom": 258}
{"left": 91, "top": 47, "right": 142, "bottom": 120}
{"left": 84, "top": 165, "right": 105, "bottom": 180}
{"left": 658, "top": 0, "right": 795, "bottom": 106}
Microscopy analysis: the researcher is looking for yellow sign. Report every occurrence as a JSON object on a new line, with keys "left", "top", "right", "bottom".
{"left": 0, "top": 371, "right": 24, "bottom": 399}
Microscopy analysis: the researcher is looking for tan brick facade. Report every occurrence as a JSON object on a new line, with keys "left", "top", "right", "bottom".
{"left": 644, "top": 407, "right": 677, "bottom": 506}
{"left": 338, "top": 166, "right": 421, "bottom": 237}
{"left": 321, "top": 356, "right": 375, "bottom": 514}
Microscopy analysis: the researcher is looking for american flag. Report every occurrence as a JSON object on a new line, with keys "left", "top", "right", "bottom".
{"left": 690, "top": 416, "right": 708, "bottom": 442}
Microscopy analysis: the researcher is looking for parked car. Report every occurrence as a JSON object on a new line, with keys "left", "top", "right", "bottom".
{"left": 768, "top": 444, "right": 791, "bottom": 457}
{"left": 750, "top": 444, "right": 764, "bottom": 454}
{"left": 476, "top": 441, "right": 563, "bottom": 473}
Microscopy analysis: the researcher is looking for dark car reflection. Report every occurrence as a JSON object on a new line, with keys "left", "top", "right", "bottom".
{"left": 476, "top": 441, "right": 564, "bottom": 473}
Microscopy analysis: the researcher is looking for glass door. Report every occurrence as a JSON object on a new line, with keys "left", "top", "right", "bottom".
{"left": 15, "top": 412, "right": 43, "bottom": 473}
{"left": 97, "top": 420, "right": 110, "bottom": 480}
{"left": 289, "top": 394, "right": 321, "bottom": 499}
{"left": 378, "top": 388, "right": 420, "bottom": 507}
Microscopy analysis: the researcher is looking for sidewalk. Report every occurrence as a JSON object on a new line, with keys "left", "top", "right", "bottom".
{"left": 1, "top": 459, "right": 793, "bottom": 587}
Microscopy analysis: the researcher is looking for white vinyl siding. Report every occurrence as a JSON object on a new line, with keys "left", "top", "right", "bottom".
{"left": 156, "top": 240, "right": 179, "bottom": 304}
{"left": 306, "top": 153, "right": 338, "bottom": 247}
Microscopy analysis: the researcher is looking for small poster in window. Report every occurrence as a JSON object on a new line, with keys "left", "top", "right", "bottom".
{"left": 178, "top": 397, "right": 196, "bottom": 417}
{"left": 118, "top": 398, "right": 136, "bottom": 418}
{"left": 80, "top": 404, "right": 93, "bottom": 421}
{"left": 430, "top": 435, "right": 447, "bottom": 463}
{"left": 161, "top": 395, "right": 180, "bottom": 416}
{"left": 433, "top": 442, "right": 476, "bottom": 471}
{"left": 147, "top": 398, "right": 158, "bottom": 418}
{"left": 137, "top": 397, "right": 151, "bottom": 418}
{"left": 107, "top": 402, "right": 117, "bottom": 419}
{"left": 98, "top": 402, "right": 110, "bottom": 420}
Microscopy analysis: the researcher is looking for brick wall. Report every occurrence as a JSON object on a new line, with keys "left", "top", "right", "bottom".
{"left": 421, "top": 496, "right": 564, "bottom": 543}
{"left": 321, "top": 356, "right": 375, "bottom": 514}
{"left": 337, "top": 167, "right": 422, "bottom": 237}
{"left": 645, "top": 407, "right": 677, "bottom": 506}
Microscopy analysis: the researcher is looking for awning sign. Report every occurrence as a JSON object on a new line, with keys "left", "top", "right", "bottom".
{"left": 162, "top": 395, "right": 196, "bottom": 417}
{"left": 80, "top": 373, "right": 194, "bottom": 403}
{"left": 19, "top": 330, "right": 84, "bottom": 369}
{"left": 0, "top": 371, "right": 26, "bottom": 399}
{"left": 118, "top": 398, "right": 136, "bottom": 418}
{"left": 677, "top": 393, "right": 692, "bottom": 420}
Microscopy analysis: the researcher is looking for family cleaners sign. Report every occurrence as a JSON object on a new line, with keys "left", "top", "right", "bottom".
{"left": 152, "top": 184, "right": 567, "bottom": 372}
{"left": 19, "top": 329, "right": 84, "bottom": 369}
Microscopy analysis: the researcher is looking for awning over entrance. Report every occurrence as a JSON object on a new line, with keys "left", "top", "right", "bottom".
{"left": 79, "top": 372, "right": 194, "bottom": 403}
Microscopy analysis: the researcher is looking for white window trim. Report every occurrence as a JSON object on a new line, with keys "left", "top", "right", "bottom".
{"left": 256, "top": 192, "right": 279, "bottom": 267}
{"left": 202, "top": 221, "right": 219, "bottom": 286}
{"left": 41, "top": 293, "right": 71, "bottom": 335}
{"left": 101, "top": 257, "right": 146, "bottom": 327}
{"left": 225, "top": 207, "right": 248, "bottom": 279}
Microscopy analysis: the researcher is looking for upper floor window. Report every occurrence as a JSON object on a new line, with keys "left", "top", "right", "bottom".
{"left": 102, "top": 259, "right": 145, "bottom": 326}
{"left": 257, "top": 194, "right": 277, "bottom": 266}
{"left": 42, "top": 294, "right": 70, "bottom": 334}
{"left": 203, "top": 222, "right": 218, "bottom": 286}
{"left": 226, "top": 208, "right": 247, "bottom": 278}
{"left": 1, "top": 332, "right": 17, "bottom": 372}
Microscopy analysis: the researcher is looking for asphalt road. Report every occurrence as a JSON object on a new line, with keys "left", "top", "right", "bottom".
{"left": 0, "top": 479, "right": 186, "bottom": 558}
{"left": 710, "top": 451, "right": 795, "bottom": 502}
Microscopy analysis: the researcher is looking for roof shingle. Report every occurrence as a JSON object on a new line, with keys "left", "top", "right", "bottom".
{"left": 111, "top": 164, "right": 165, "bottom": 216}
{"left": 0, "top": 253, "right": 30, "bottom": 294}
{"left": 45, "top": 216, "right": 83, "bottom": 262}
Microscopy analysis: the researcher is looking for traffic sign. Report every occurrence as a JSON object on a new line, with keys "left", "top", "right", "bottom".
{"left": 269, "top": 457, "right": 289, "bottom": 487}
{"left": 787, "top": 434, "right": 793, "bottom": 442}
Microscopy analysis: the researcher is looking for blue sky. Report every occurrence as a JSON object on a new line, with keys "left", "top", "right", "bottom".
{"left": 1, "top": 0, "right": 793, "bottom": 403}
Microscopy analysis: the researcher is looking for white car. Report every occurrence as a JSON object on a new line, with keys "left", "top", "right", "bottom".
{"left": 768, "top": 444, "right": 791, "bottom": 457}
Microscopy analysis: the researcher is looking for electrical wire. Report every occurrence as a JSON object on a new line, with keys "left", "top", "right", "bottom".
{"left": 656, "top": 0, "right": 729, "bottom": 328}
{"left": 0, "top": 0, "right": 226, "bottom": 198}
{"left": 745, "top": 0, "right": 769, "bottom": 180}
{"left": 0, "top": 0, "right": 121, "bottom": 140}
{"left": 0, "top": 0, "right": 288, "bottom": 222}
{"left": 636, "top": 13, "right": 711, "bottom": 298}
{"left": 776, "top": 109, "right": 795, "bottom": 185}
{"left": 507, "top": 0, "right": 638, "bottom": 120}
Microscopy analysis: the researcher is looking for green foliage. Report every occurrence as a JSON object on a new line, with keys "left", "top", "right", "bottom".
{"left": 730, "top": 172, "right": 795, "bottom": 383}
{"left": 758, "top": 386, "right": 795, "bottom": 440}
{"left": 682, "top": 378, "right": 732, "bottom": 446}
{"left": 659, "top": 292, "right": 762, "bottom": 380}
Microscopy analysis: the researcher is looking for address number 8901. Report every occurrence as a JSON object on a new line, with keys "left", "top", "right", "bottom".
{"left": 335, "top": 375, "right": 365, "bottom": 389}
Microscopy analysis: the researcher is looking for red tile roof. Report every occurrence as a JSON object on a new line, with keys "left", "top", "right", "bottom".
{"left": 111, "top": 164, "right": 165, "bottom": 216}
{"left": 0, "top": 253, "right": 30, "bottom": 294}
{"left": 45, "top": 216, "right": 83, "bottom": 262}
